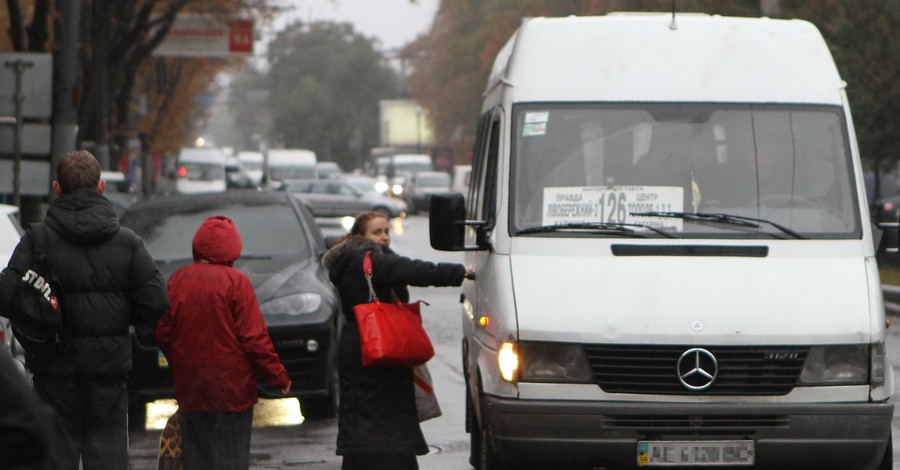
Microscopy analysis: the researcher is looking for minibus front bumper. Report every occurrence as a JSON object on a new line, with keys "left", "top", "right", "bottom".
{"left": 483, "top": 397, "right": 892, "bottom": 469}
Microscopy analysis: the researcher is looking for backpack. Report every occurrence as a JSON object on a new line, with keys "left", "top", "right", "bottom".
{"left": 7, "top": 224, "right": 68, "bottom": 362}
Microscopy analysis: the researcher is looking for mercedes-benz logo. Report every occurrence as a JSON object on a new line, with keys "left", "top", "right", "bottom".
{"left": 677, "top": 348, "right": 718, "bottom": 391}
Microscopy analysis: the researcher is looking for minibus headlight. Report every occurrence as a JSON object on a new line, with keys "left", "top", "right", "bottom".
{"left": 798, "top": 345, "right": 868, "bottom": 385}
{"left": 391, "top": 184, "right": 404, "bottom": 196}
{"left": 518, "top": 342, "right": 593, "bottom": 383}
{"left": 498, "top": 342, "right": 518, "bottom": 382}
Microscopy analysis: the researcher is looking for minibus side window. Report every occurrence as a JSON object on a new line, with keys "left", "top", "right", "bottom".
{"left": 468, "top": 113, "right": 491, "bottom": 220}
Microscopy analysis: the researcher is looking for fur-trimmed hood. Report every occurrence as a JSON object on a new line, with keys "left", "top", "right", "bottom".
{"left": 322, "top": 236, "right": 384, "bottom": 282}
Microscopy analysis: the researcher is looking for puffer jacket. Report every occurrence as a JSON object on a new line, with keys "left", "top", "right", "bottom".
{"left": 0, "top": 188, "right": 169, "bottom": 378}
{"left": 157, "top": 216, "right": 290, "bottom": 412}
{"left": 323, "top": 236, "right": 465, "bottom": 456}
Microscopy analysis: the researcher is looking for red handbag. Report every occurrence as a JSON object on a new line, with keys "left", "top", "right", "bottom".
{"left": 353, "top": 251, "right": 435, "bottom": 367}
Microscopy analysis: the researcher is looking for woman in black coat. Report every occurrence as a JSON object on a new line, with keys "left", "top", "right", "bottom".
{"left": 322, "top": 212, "right": 470, "bottom": 470}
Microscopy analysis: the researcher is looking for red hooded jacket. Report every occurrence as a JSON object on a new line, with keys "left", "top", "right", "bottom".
{"left": 157, "top": 216, "right": 290, "bottom": 412}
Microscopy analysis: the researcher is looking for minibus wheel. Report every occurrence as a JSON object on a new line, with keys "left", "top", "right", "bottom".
{"left": 877, "top": 432, "right": 892, "bottom": 470}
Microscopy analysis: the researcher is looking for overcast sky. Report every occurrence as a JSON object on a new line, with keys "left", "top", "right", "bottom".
{"left": 274, "top": 0, "right": 440, "bottom": 52}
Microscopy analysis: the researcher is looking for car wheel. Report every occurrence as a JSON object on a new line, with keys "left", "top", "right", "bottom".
{"left": 128, "top": 400, "right": 147, "bottom": 432}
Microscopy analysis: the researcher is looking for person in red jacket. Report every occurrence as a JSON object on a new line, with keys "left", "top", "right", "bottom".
{"left": 157, "top": 215, "right": 291, "bottom": 470}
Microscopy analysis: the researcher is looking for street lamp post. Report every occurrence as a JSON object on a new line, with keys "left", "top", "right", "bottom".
{"left": 415, "top": 106, "right": 422, "bottom": 154}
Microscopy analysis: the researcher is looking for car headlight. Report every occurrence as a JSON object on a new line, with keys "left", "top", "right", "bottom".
{"left": 798, "top": 345, "right": 869, "bottom": 386}
{"left": 497, "top": 341, "right": 594, "bottom": 383}
{"left": 374, "top": 181, "right": 388, "bottom": 193}
{"left": 498, "top": 342, "right": 518, "bottom": 382}
{"left": 518, "top": 342, "right": 593, "bottom": 383}
{"left": 259, "top": 293, "right": 322, "bottom": 316}
{"left": 392, "top": 184, "right": 403, "bottom": 196}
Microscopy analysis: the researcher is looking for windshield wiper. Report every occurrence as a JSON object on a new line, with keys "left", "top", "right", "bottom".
{"left": 630, "top": 211, "right": 808, "bottom": 240}
{"left": 516, "top": 222, "right": 677, "bottom": 238}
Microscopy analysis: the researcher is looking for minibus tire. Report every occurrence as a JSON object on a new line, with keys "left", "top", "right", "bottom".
{"left": 877, "top": 432, "right": 892, "bottom": 470}
{"left": 467, "top": 388, "right": 480, "bottom": 468}
{"left": 477, "top": 394, "right": 503, "bottom": 470}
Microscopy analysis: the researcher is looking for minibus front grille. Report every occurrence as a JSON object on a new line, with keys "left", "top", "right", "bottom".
{"left": 584, "top": 345, "right": 808, "bottom": 395}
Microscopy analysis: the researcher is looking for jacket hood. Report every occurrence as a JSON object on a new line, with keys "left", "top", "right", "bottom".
{"left": 44, "top": 188, "right": 120, "bottom": 244}
{"left": 323, "top": 236, "right": 383, "bottom": 281}
{"left": 192, "top": 216, "right": 242, "bottom": 265}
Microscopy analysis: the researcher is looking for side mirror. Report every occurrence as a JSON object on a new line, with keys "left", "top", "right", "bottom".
{"left": 429, "top": 192, "right": 487, "bottom": 251}
{"left": 876, "top": 222, "right": 900, "bottom": 255}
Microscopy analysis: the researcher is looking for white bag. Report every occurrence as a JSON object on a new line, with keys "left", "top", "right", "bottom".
{"left": 414, "top": 363, "right": 442, "bottom": 422}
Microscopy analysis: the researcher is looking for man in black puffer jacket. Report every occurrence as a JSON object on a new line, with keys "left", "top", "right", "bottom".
{"left": 0, "top": 150, "right": 169, "bottom": 469}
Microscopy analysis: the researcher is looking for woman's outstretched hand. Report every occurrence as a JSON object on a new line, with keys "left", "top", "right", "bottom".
{"left": 464, "top": 269, "right": 476, "bottom": 280}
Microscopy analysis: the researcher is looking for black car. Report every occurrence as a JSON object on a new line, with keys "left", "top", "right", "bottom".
{"left": 120, "top": 191, "right": 341, "bottom": 430}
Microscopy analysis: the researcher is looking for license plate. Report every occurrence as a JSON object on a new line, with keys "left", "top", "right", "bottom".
{"left": 637, "top": 440, "right": 754, "bottom": 466}
{"left": 157, "top": 350, "right": 169, "bottom": 368}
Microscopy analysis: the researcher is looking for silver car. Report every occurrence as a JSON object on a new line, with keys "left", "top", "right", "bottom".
{"left": 281, "top": 178, "right": 408, "bottom": 218}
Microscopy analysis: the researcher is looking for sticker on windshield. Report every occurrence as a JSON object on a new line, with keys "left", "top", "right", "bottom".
{"left": 542, "top": 186, "right": 684, "bottom": 230}
{"left": 522, "top": 111, "right": 549, "bottom": 137}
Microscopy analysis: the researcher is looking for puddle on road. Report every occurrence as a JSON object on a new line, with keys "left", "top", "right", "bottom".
{"left": 144, "top": 398, "right": 305, "bottom": 431}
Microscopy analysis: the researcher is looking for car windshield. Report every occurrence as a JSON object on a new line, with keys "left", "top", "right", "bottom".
{"left": 180, "top": 162, "right": 225, "bottom": 181}
{"left": 242, "top": 161, "right": 263, "bottom": 171}
{"left": 271, "top": 166, "right": 316, "bottom": 180}
{"left": 121, "top": 202, "right": 312, "bottom": 262}
{"left": 346, "top": 177, "right": 378, "bottom": 193}
{"left": 511, "top": 103, "right": 861, "bottom": 239}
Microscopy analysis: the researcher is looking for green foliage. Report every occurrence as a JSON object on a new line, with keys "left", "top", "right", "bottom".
{"left": 264, "top": 22, "right": 403, "bottom": 170}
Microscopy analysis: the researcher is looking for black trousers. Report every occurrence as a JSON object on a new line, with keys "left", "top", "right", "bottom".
{"left": 32, "top": 376, "right": 128, "bottom": 470}
{"left": 181, "top": 408, "right": 253, "bottom": 470}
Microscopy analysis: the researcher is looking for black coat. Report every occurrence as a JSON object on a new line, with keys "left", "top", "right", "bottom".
{"left": 0, "top": 189, "right": 169, "bottom": 378}
{"left": 323, "top": 236, "right": 465, "bottom": 456}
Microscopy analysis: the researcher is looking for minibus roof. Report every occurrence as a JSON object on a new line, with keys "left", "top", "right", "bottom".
{"left": 488, "top": 14, "right": 844, "bottom": 105}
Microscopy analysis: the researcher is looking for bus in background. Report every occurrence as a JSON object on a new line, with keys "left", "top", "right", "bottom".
{"left": 266, "top": 149, "right": 317, "bottom": 188}
{"left": 175, "top": 147, "right": 227, "bottom": 194}
{"left": 237, "top": 151, "right": 265, "bottom": 187}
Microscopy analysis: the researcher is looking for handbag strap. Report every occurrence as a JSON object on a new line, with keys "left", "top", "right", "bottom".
{"left": 362, "top": 251, "right": 379, "bottom": 302}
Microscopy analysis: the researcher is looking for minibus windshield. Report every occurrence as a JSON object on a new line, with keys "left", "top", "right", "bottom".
{"left": 511, "top": 103, "right": 861, "bottom": 239}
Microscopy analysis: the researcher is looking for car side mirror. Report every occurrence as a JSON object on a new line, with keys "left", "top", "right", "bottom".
{"left": 429, "top": 192, "right": 487, "bottom": 251}
{"left": 876, "top": 222, "right": 900, "bottom": 255}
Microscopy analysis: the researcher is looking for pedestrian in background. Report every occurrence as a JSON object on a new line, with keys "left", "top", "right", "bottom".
{"left": 0, "top": 150, "right": 170, "bottom": 469}
{"left": 323, "top": 212, "right": 472, "bottom": 470}
{"left": 157, "top": 216, "right": 291, "bottom": 470}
